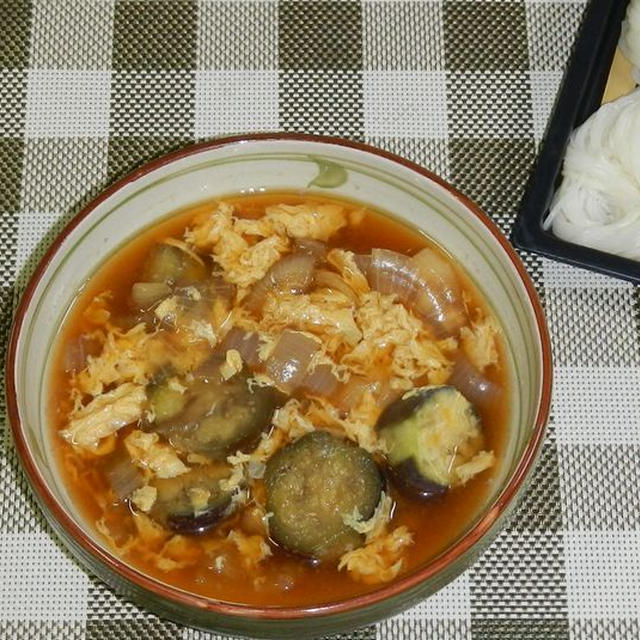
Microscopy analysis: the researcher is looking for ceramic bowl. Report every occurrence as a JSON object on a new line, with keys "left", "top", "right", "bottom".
{"left": 6, "top": 134, "right": 551, "bottom": 638}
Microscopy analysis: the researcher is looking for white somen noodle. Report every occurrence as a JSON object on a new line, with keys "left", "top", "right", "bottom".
{"left": 621, "top": 0, "right": 640, "bottom": 81}
{"left": 545, "top": 89, "right": 640, "bottom": 259}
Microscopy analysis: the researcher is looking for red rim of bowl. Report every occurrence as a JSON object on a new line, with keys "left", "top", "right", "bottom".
{"left": 5, "top": 132, "right": 552, "bottom": 621}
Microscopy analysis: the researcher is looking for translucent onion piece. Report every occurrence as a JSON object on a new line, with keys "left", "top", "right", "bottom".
{"left": 105, "top": 453, "right": 144, "bottom": 501}
{"left": 207, "top": 275, "right": 236, "bottom": 301}
{"left": 375, "top": 379, "right": 402, "bottom": 413}
{"left": 369, "top": 248, "right": 420, "bottom": 305}
{"left": 314, "top": 269, "right": 359, "bottom": 304}
{"left": 266, "top": 330, "right": 320, "bottom": 393}
{"left": 176, "top": 277, "right": 234, "bottom": 308}
{"left": 302, "top": 363, "right": 340, "bottom": 397}
{"left": 192, "top": 355, "right": 223, "bottom": 380}
{"left": 364, "top": 247, "right": 466, "bottom": 337}
{"left": 448, "top": 352, "right": 501, "bottom": 411}
{"left": 63, "top": 334, "right": 102, "bottom": 372}
{"left": 163, "top": 237, "right": 205, "bottom": 266}
{"left": 337, "top": 376, "right": 371, "bottom": 412}
{"left": 244, "top": 253, "right": 316, "bottom": 313}
{"left": 337, "top": 375, "right": 398, "bottom": 414}
{"left": 294, "top": 237, "right": 327, "bottom": 259}
{"left": 131, "top": 282, "right": 172, "bottom": 310}
{"left": 218, "top": 327, "right": 261, "bottom": 368}
{"left": 63, "top": 336, "right": 87, "bottom": 373}
{"left": 411, "top": 248, "right": 467, "bottom": 336}
{"left": 353, "top": 254, "right": 371, "bottom": 278}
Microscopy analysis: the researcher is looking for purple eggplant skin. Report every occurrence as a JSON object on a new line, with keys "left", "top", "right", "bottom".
{"left": 149, "top": 465, "right": 234, "bottom": 535}
{"left": 387, "top": 458, "right": 447, "bottom": 501}
{"left": 376, "top": 385, "right": 479, "bottom": 500}
{"left": 166, "top": 498, "right": 232, "bottom": 535}
{"left": 376, "top": 387, "right": 439, "bottom": 429}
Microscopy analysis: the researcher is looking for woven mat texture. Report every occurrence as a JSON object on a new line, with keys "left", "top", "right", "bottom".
{"left": 1, "top": 0, "right": 639, "bottom": 638}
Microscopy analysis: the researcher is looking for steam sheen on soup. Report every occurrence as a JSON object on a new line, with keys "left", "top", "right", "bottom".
{"left": 49, "top": 193, "right": 508, "bottom": 607}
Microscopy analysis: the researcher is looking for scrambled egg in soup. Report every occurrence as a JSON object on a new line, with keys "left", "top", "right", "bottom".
{"left": 50, "top": 193, "right": 507, "bottom": 607}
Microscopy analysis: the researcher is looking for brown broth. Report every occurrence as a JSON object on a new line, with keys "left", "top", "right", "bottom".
{"left": 48, "top": 192, "right": 509, "bottom": 607}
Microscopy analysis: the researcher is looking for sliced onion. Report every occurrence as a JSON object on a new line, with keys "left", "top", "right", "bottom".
{"left": 294, "top": 238, "right": 327, "bottom": 258}
{"left": 363, "top": 246, "right": 467, "bottom": 337}
{"left": 104, "top": 453, "right": 144, "bottom": 501}
{"left": 314, "top": 269, "right": 359, "bottom": 304}
{"left": 410, "top": 248, "right": 467, "bottom": 336}
{"left": 131, "top": 282, "right": 172, "bottom": 310}
{"left": 448, "top": 352, "right": 501, "bottom": 410}
{"left": 369, "top": 249, "right": 420, "bottom": 305}
{"left": 353, "top": 254, "right": 371, "bottom": 278}
{"left": 207, "top": 275, "right": 235, "bottom": 300}
{"left": 336, "top": 376, "right": 370, "bottom": 412}
{"left": 218, "top": 327, "right": 261, "bottom": 368}
{"left": 62, "top": 336, "right": 86, "bottom": 373}
{"left": 175, "top": 277, "right": 235, "bottom": 307}
{"left": 338, "top": 375, "right": 402, "bottom": 414}
{"left": 195, "top": 355, "right": 225, "bottom": 379}
{"left": 267, "top": 253, "right": 316, "bottom": 294}
{"left": 266, "top": 330, "right": 320, "bottom": 393}
{"left": 163, "top": 237, "right": 206, "bottom": 266}
{"left": 375, "top": 379, "right": 402, "bottom": 412}
{"left": 63, "top": 334, "right": 102, "bottom": 372}
{"left": 302, "top": 363, "right": 340, "bottom": 397}
{"left": 244, "top": 253, "right": 316, "bottom": 313}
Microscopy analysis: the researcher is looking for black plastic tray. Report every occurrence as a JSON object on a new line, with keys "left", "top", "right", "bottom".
{"left": 512, "top": 0, "right": 639, "bottom": 282}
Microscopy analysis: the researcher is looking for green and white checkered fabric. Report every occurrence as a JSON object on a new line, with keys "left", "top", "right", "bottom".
{"left": 1, "top": 1, "right": 639, "bottom": 638}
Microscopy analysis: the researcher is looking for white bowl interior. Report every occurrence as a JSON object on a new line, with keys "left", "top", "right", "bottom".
{"left": 14, "top": 138, "right": 543, "bottom": 568}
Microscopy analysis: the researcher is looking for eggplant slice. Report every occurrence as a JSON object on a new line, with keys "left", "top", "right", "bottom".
{"left": 142, "top": 243, "right": 207, "bottom": 287}
{"left": 264, "top": 431, "right": 382, "bottom": 562}
{"left": 150, "top": 464, "right": 234, "bottom": 534}
{"left": 151, "top": 364, "right": 277, "bottom": 459}
{"left": 376, "top": 385, "right": 482, "bottom": 499}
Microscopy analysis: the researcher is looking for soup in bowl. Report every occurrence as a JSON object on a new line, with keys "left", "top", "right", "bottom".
{"left": 7, "top": 134, "right": 551, "bottom": 638}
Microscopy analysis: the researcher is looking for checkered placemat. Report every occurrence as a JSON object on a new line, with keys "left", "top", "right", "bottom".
{"left": 1, "top": 1, "right": 639, "bottom": 638}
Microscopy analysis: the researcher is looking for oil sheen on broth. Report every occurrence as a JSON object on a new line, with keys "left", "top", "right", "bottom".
{"left": 49, "top": 193, "right": 508, "bottom": 607}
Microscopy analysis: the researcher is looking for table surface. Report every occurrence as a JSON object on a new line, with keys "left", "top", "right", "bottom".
{"left": 1, "top": 1, "right": 639, "bottom": 639}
